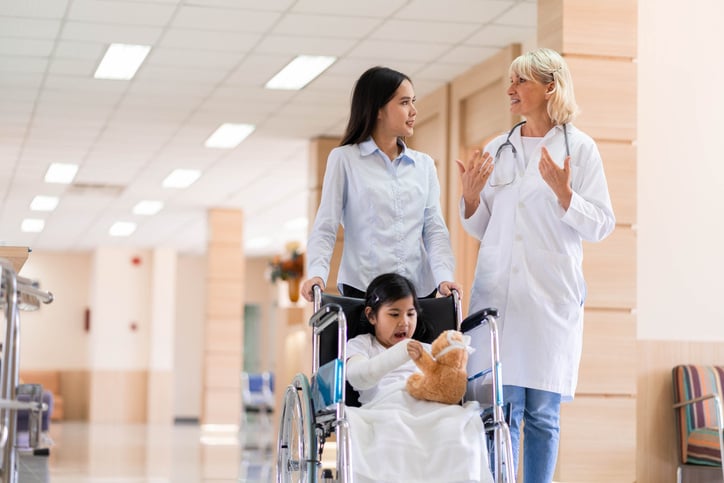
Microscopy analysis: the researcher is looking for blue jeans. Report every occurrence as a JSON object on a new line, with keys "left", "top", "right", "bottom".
{"left": 504, "top": 385, "right": 561, "bottom": 483}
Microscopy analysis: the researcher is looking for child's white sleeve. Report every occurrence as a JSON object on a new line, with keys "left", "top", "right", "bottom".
{"left": 346, "top": 339, "right": 411, "bottom": 390}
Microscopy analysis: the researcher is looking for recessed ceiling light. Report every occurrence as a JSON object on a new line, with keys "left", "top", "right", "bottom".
{"left": 30, "top": 195, "right": 59, "bottom": 212}
{"left": 204, "top": 123, "right": 256, "bottom": 149}
{"left": 162, "top": 169, "right": 201, "bottom": 189}
{"left": 109, "top": 221, "right": 137, "bottom": 237}
{"left": 21, "top": 218, "right": 45, "bottom": 233}
{"left": 94, "top": 43, "right": 151, "bottom": 80}
{"left": 44, "top": 163, "right": 78, "bottom": 184}
{"left": 265, "top": 55, "right": 336, "bottom": 90}
{"left": 133, "top": 200, "right": 163, "bottom": 215}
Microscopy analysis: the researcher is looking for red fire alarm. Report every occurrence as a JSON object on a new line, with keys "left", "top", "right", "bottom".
{"left": 131, "top": 255, "right": 142, "bottom": 266}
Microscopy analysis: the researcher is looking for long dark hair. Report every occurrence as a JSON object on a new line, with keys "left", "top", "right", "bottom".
{"left": 340, "top": 66, "right": 411, "bottom": 146}
{"left": 363, "top": 273, "right": 429, "bottom": 340}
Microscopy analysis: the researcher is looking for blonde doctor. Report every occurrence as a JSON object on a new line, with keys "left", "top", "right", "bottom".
{"left": 456, "top": 48, "right": 615, "bottom": 483}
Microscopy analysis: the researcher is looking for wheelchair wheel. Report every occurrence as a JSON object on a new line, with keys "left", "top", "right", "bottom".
{"left": 276, "top": 373, "right": 317, "bottom": 482}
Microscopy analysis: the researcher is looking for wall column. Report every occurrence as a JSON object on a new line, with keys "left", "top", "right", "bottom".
{"left": 147, "top": 247, "right": 177, "bottom": 424}
{"left": 538, "top": 1, "right": 638, "bottom": 481}
{"left": 202, "top": 209, "right": 244, "bottom": 426}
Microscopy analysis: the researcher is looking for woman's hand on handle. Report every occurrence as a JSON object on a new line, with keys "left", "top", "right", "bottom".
{"left": 300, "top": 277, "right": 325, "bottom": 302}
{"left": 455, "top": 150, "right": 493, "bottom": 218}
{"left": 438, "top": 281, "right": 463, "bottom": 299}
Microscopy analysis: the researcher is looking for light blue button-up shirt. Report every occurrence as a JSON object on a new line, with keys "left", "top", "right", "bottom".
{"left": 306, "top": 137, "right": 455, "bottom": 296}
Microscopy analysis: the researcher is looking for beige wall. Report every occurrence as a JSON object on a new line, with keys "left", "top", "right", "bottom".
{"left": 638, "top": 0, "right": 724, "bottom": 341}
{"left": 18, "top": 252, "right": 92, "bottom": 369}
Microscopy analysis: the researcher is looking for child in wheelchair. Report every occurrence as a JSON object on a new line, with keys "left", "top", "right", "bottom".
{"left": 344, "top": 273, "right": 494, "bottom": 483}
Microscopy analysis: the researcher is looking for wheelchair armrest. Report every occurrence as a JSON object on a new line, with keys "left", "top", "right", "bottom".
{"left": 461, "top": 308, "right": 499, "bottom": 333}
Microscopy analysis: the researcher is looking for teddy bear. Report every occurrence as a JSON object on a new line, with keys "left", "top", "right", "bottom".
{"left": 406, "top": 330, "right": 471, "bottom": 405}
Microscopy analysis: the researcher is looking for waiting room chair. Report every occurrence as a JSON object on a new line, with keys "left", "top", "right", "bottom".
{"left": 672, "top": 365, "right": 724, "bottom": 483}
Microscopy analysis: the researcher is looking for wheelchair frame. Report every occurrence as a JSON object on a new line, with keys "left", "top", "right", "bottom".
{"left": 276, "top": 285, "right": 515, "bottom": 482}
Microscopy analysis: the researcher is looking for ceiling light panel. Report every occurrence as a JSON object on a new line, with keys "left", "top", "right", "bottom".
{"left": 265, "top": 55, "right": 336, "bottom": 90}
{"left": 162, "top": 169, "right": 201, "bottom": 189}
{"left": 109, "top": 221, "right": 137, "bottom": 237}
{"left": 44, "top": 163, "right": 79, "bottom": 184}
{"left": 94, "top": 43, "right": 151, "bottom": 80}
{"left": 30, "top": 195, "right": 59, "bottom": 212}
{"left": 21, "top": 219, "right": 45, "bottom": 233}
{"left": 133, "top": 200, "right": 164, "bottom": 215}
{"left": 204, "top": 123, "right": 256, "bottom": 149}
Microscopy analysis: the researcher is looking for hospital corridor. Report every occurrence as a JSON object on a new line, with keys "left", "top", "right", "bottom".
{"left": 18, "top": 420, "right": 276, "bottom": 482}
{"left": 2, "top": 0, "right": 724, "bottom": 482}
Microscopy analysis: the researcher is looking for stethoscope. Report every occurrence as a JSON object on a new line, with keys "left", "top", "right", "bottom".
{"left": 489, "top": 120, "right": 570, "bottom": 187}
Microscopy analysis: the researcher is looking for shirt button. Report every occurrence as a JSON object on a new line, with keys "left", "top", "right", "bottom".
{"left": 515, "top": 234, "right": 523, "bottom": 241}
{"left": 512, "top": 267, "right": 519, "bottom": 274}
{"left": 518, "top": 202, "right": 525, "bottom": 209}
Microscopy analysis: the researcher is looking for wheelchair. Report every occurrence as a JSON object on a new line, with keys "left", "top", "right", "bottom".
{"left": 276, "top": 285, "right": 515, "bottom": 482}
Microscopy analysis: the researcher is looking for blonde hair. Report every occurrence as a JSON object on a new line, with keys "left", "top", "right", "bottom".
{"left": 509, "top": 48, "right": 579, "bottom": 125}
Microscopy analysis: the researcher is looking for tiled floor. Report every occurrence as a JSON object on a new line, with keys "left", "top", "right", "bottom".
{"left": 14, "top": 418, "right": 275, "bottom": 483}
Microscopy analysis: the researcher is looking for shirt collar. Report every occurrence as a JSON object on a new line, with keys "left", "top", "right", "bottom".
{"left": 360, "top": 137, "right": 415, "bottom": 164}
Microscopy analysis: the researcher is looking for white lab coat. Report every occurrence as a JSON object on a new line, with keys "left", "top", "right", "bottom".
{"left": 460, "top": 123, "right": 615, "bottom": 399}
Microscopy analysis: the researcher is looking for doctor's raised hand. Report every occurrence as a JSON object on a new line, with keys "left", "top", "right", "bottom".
{"left": 538, "top": 145, "right": 573, "bottom": 211}
{"left": 455, "top": 150, "right": 493, "bottom": 219}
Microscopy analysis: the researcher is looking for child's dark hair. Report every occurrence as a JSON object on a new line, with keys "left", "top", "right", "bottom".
{"left": 363, "top": 273, "right": 429, "bottom": 340}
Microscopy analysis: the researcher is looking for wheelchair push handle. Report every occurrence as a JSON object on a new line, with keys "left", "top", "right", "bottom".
{"left": 312, "top": 284, "right": 323, "bottom": 312}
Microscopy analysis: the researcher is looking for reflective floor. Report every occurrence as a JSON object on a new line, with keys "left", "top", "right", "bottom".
{"left": 16, "top": 416, "right": 276, "bottom": 483}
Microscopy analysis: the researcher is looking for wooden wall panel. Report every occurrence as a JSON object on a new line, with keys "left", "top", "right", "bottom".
{"left": 556, "top": 395, "right": 636, "bottom": 482}
{"left": 146, "top": 370, "right": 173, "bottom": 424}
{"left": 89, "top": 370, "right": 147, "bottom": 423}
{"left": 207, "top": 210, "right": 243, "bottom": 243}
{"left": 462, "top": 85, "right": 510, "bottom": 148}
{"left": 205, "top": 318, "right": 243, "bottom": 353}
{"left": 598, "top": 141, "right": 636, "bottom": 225}
{"left": 206, "top": 280, "right": 243, "bottom": 318}
{"left": 407, "top": 84, "right": 449, "bottom": 215}
{"left": 567, "top": 57, "right": 637, "bottom": 141}
{"left": 204, "top": 353, "right": 243, "bottom": 388}
{"left": 60, "top": 370, "right": 90, "bottom": 420}
{"left": 207, "top": 242, "right": 243, "bottom": 280}
{"left": 637, "top": 340, "right": 724, "bottom": 483}
{"left": 578, "top": 310, "right": 637, "bottom": 395}
{"left": 564, "top": 0, "right": 637, "bottom": 58}
{"left": 583, "top": 227, "right": 637, "bottom": 309}
{"left": 448, "top": 44, "right": 521, "bottom": 305}
{"left": 539, "top": 0, "right": 637, "bottom": 58}
{"left": 307, "top": 137, "right": 343, "bottom": 295}
{"left": 203, "top": 208, "right": 243, "bottom": 425}
{"left": 203, "top": 388, "right": 241, "bottom": 424}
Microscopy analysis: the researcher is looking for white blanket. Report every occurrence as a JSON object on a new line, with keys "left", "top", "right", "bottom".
{"left": 345, "top": 380, "right": 493, "bottom": 483}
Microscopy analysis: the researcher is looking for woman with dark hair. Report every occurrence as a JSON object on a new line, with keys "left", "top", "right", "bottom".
{"left": 301, "top": 66, "right": 461, "bottom": 301}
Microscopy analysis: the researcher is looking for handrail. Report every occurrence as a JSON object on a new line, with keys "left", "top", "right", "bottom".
{"left": 0, "top": 259, "right": 53, "bottom": 482}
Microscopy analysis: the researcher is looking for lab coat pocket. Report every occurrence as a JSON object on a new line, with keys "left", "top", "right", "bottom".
{"left": 472, "top": 245, "right": 503, "bottom": 306}
{"left": 527, "top": 248, "right": 584, "bottom": 308}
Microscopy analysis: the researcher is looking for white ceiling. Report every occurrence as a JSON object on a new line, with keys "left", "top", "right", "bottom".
{"left": 0, "top": 0, "right": 536, "bottom": 257}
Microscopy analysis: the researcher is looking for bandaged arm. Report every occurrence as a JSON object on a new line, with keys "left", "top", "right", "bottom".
{"left": 346, "top": 339, "right": 411, "bottom": 390}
